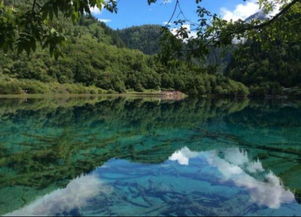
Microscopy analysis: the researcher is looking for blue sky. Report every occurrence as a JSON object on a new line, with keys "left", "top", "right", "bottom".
{"left": 91, "top": 0, "right": 261, "bottom": 29}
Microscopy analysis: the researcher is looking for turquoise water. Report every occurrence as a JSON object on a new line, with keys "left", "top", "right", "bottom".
{"left": 1, "top": 97, "right": 301, "bottom": 216}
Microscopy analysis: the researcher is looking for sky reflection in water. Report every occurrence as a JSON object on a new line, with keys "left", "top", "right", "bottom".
{"left": 1, "top": 97, "right": 301, "bottom": 216}
{"left": 7, "top": 147, "right": 301, "bottom": 216}
{"left": 170, "top": 147, "right": 295, "bottom": 209}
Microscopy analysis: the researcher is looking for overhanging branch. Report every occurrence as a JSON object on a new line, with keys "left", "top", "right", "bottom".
{"left": 244, "top": 0, "right": 300, "bottom": 31}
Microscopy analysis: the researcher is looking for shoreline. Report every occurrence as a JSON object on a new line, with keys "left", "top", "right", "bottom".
{"left": 0, "top": 91, "right": 188, "bottom": 100}
{"left": 0, "top": 92, "right": 299, "bottom": 100}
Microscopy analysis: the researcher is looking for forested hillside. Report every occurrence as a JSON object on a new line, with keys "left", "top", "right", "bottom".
{"left": 1, "top": 0, "right": 301, "bottom": 98}
{"left": 0, "top": 15, "right": 249, "bottom": 96}
{"left": 117, "top": 25, "right": 162, "bottom": 55}
{"left": 225, "top": 2, "right": 301, "bottom": 97}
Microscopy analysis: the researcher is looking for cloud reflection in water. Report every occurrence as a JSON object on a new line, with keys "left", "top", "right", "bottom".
{"left": 6, "top": 174, "right": 112, "bottom": 216}
{"left": 6, "top": 147, "right": 297, "bottom": 216}
{"left": 169, "top": 147, "right": 295, "bottom": 209}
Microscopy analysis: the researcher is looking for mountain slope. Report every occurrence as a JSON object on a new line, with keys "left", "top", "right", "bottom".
{"left": 0, "top": 15, "right": 249, "bottom": 96}
{"left": 117, "top": 25, "right": 162, "bottom": 55}
{"left": 245, "top": 11, "right": 267, "bottom": 22}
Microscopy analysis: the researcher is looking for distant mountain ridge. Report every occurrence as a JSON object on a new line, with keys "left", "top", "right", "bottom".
{"left": 245, "top": 11, "right": 268, "bottom": 22}
{"left": 114, "top": 11, "right": 267, "bottom": 56}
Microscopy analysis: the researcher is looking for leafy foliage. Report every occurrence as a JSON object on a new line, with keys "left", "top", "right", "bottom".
{"left": 225, "top": 3, "right": 301, "bottom": 97}
{"left": 0, "top": 0, "right": 118, "bottom": 57}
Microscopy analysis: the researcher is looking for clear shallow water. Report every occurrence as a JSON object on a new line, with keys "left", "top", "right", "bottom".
{"left": 0, "top": 97, "right": 301, "bottom": 216}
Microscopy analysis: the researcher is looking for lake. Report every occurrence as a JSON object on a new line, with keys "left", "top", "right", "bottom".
{"left": 1, "top": 96, "right": 301, "bottom": 216}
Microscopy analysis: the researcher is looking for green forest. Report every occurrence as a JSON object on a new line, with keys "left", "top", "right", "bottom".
{"left": 0, "top": 0, "right": 300, "bottom": 98}
{"left": 225, "top": 2, "right": 301, "bottom": 97}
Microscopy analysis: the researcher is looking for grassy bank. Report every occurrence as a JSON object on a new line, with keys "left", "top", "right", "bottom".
{"left": 0, "top": 74, "right": 248, "bottom": 98}
{"left": 0, "top": 76, "right": 187, "bottom": 99}
{"left": 0, "top": 75, "right": 107, "bottom": 95}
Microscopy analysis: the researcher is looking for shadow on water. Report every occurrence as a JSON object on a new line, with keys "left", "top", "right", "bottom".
{"left": 0, "top": 96, "right": 301, "bottom": 215}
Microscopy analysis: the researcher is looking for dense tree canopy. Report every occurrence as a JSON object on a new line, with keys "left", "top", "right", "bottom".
{"left": 0, "top": 0, "right": 300, "bottom": 98}
{"left": 225, "top": 2, "right": 301, "bottom": 96}
{"left": 117, "top": 25, "right": 162, "bottom": 55}
{"left": 0, "top": 15, "right": 249, "bottom": 96}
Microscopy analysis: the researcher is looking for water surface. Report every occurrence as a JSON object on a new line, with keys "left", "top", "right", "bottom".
{"left": 0, "top": 96, "right": 301, "bottom": 216}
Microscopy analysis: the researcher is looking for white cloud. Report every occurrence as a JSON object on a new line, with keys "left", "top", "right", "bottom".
{"left": 268, "top": 2, "right": 281, "bottom": 18}
{"left": 221, "top": 0, "right": 260, "bottom": 21}
{"left": 170, "top": 147, "right": 296, "bottom": 209}
{"left": 206, "top": 148, "right": 295, "bottom": 209}
{"left": 6, "top": 174, "right": 112, "bottom": 216}
{"left": 163, "top": 0, "right": 173, "bottom": 4}
{"left": 90, "top": 6, "right": 102, "bottom": 15}
{"left": 98, "top": 18, "right": 112, "bottom": 23}
{"left": 169, "top": 147, "right": 199, "bottom": 165}
{"left": 221, "top": 0, "right": 283, "bottom": 22}
{"left": 170, "top": 24, "right": 197, "bottom": 41}
{"left": 90, "top": 6, "right": 111, "bottom": 23}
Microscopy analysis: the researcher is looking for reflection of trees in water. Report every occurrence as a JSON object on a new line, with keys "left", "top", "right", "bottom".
{"left": 195, "top": 127, "right": 301, "bottom": 202}
{"left": 0, "top": 97, "right": 250, "bottom": 214}
{"left": 0, "top": 97, "right": 301, "bottom": 213}
{"left": 106, "top": 180, "right": 244, "bottom": 216}
{"left": 9, "top": 147, "right": 297, "bottom": 216}
{"left": 0, "top": 97, "right": 249, "bottom": 129}
{"left": 220, "top": 100, "right": 301, "bottom": 202}
{"left": 226, "top": 100, "right": 301, "bottom": 129}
